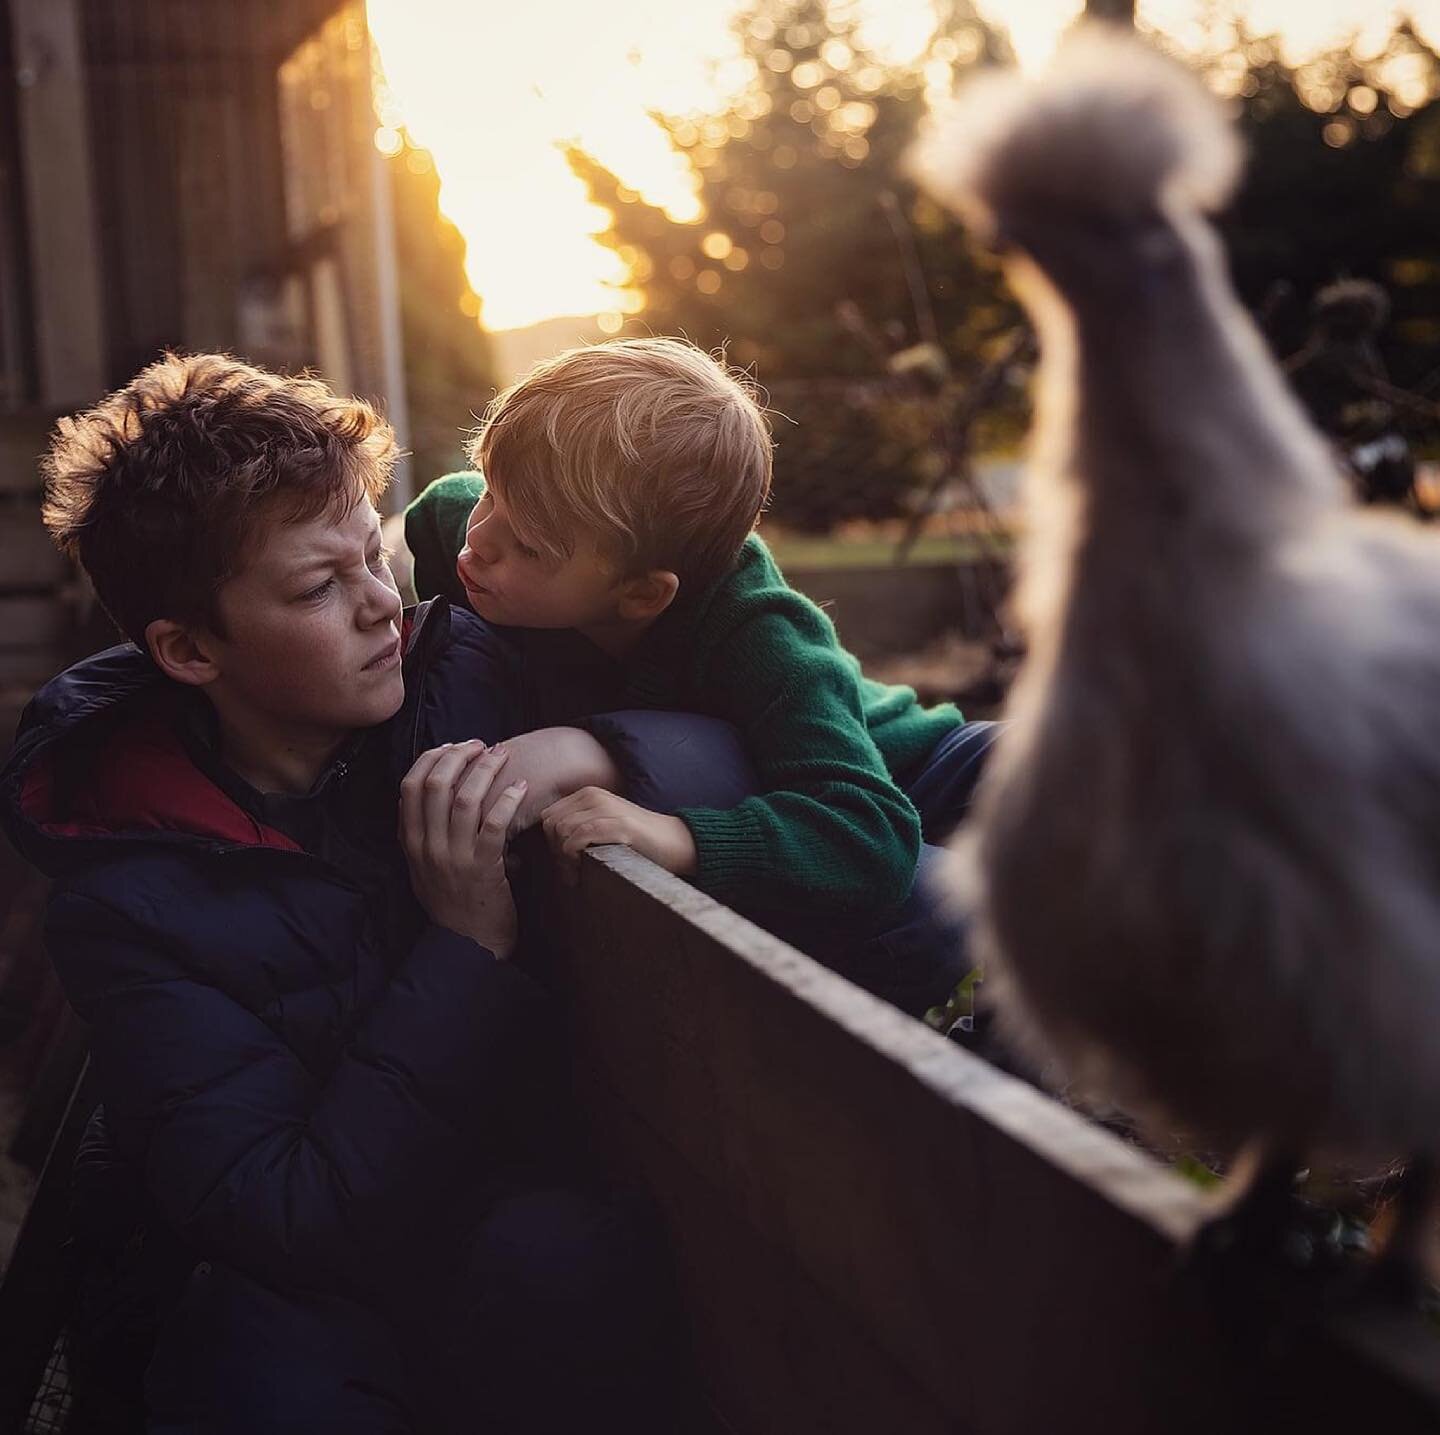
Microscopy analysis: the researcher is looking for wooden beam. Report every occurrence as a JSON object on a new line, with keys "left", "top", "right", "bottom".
{"left": 551, "top": 847, "right": 1440, "bottom": 1433}
{"left": 10, "top": 0, "right": 106, "bottom": 407}
{"left": 0, "top": 0, "right": 34, "bottom": 409}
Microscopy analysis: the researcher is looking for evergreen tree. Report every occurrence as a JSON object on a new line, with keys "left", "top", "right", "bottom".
{"left": 1209, "top": 24, "right": 1440, "bottom": 395}
{"left": 570, "top": 0, "right": 1018, "bottom": 530}
{"left": 574, "top": 7, "right": 1440, "bottom": 530}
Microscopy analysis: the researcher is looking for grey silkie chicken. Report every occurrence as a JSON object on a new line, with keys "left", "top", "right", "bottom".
{"left": 913, "top": 28, "right": 1440, "bottom": 1269}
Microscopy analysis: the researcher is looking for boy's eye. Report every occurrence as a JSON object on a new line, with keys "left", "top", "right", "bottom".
{"left": 300, "top": 577, "right": 334, "bottom": 602}
{"left": 517, "top": 542, "right": 541, "bottom": 561}
{"left": 369, "top": 544, "right": 393, "bottom": 571}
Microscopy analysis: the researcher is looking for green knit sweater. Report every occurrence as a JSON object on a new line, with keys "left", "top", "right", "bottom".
{"left": 405, "top": 473, "right": 964, "bottom": 915}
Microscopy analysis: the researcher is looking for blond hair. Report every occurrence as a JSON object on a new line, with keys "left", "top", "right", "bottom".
{"left": 44, "top": 351, "right": 396, "bottom": 644}
{"left": 468, "top": 337, "right": 772, "bottom": 591}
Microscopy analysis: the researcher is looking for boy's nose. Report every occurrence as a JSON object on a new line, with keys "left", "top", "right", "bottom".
{"left": 367, "top": 574, "right": 402, "bottom": 625}
{"left": 460, "top": 528, "right": 497, "bottom": 567}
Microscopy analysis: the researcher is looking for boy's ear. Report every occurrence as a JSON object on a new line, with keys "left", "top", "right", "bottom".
{"left": 145, "top": 619, "right": 222, "bottom": 688}
{"left": 616, "top": 569, "right": 680, "bottom": 622}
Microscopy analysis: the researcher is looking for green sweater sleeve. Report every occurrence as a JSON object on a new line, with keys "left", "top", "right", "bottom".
{"left": 676, "top": 591, "right": 922, "bottom": 918}
{"left": 404, "top": 472, "right": 487, "bottom": 609}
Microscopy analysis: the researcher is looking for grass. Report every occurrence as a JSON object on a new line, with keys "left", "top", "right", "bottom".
{"left": 762, "top": 518, "right": 1015, "bottom": 570}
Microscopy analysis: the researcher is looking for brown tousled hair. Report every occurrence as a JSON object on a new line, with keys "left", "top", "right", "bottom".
{"left": 42, "top": 352, "right": 397, "bottom": 645}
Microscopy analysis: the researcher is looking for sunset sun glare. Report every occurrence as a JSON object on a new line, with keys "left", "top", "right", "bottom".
{"left": 366, "top": 0, "right": 1440, "bottom": 333}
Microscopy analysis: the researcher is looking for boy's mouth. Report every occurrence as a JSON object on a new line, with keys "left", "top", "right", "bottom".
{"left": 456, "top": 557, "right": 490, "bottom": 600}
{"left": 362, "top": 638, "right": 402, "bottom": 672}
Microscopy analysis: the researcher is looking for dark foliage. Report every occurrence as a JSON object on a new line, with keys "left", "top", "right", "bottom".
{"left": 389, "top": 143, "right": 498, "bottom": 485}
{"left": 567, "top": 0, "right": 1020, "bottom": 530}
{"left": 572, "top": 6, "right": 1440, "bottom": 531}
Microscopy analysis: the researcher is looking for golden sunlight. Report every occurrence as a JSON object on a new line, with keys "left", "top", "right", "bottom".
{"left": 366, "top": 0, "right": 1440, "bottom": 333}
{"left": 366, "top": 0, "right": 743, "bottom": 329}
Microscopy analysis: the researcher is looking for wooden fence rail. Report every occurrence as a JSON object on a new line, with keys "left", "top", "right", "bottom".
{"left": 552, "top": 847, "right": 1440, "bottom": 1434}
{"left": 2, "top": 845, "right": 1437, "bottom": 1431}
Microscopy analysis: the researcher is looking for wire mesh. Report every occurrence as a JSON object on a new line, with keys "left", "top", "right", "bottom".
{"left": 23, "top": 1326, "right": 71, "bottom": 1435}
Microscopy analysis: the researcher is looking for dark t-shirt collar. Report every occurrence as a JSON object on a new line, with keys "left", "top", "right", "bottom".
{"left": 174, "top": 692, "right": 373, "bottom": 854}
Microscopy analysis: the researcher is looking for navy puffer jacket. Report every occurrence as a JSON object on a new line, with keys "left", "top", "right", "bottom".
{"left": 0, "top": 599, "right": 752, "bottom": 1304}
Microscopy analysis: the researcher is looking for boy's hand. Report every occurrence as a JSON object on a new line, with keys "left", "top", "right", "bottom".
{"left": 400, "top": 741, "right": 527, "bottom": 957}
{"left": 540, "top": 788, "right": 697, "bottom": 881}
{"left": 480, "top": 727, "right": 623, "bottom": 832}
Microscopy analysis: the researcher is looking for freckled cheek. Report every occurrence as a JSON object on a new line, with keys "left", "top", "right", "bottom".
{"left": 259, "top": 615, "right": 355, "bottom": 694}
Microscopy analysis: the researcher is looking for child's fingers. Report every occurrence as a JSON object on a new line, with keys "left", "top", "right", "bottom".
{"left": 540, "top": 817, "right": 570, "bottom": 871}
{"left": 401, "top": 743, "right": 449, "bottom": 800}
{"left": 476, "top": 781, "right": 527, "bottom": 862}
{"left": 539, "top": 787, "right": 616, "bottom": 822}
{"left": 400, "top": 744, "right": 453, "bottom": 854}
{"left": 405, "top": 742, "right": 462, "bottom": 775}
{"left": 559, "top": 818, "right": 624, "bottom": 864}
{"left": 449, "top": 746, "right": 509, "bottom": 850}
{"left": 541, "top": 806, "right": 584, "bottom": 865}
{"left": 539, "top": 791, "right": 584, "bottom": 825}
{"left": 419, "top": 742, "right": 485, "bottom": 855}
{"left": 540, "top": 794, "right": 589, "bottom": 844}
{"left": 541, "top": 801, "right": 603, "bottom": 852}
{"left": 543, "top": 811, "right": 606, "bottom": 887}
{"left": 543, "top": 789, "right": 616, "bottom": 825}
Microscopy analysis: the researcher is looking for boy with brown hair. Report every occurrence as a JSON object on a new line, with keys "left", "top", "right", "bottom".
{"left": 405, "top": 337, "right": 999, "bottom": 1005}
{"left": 3, "top": 351, "right": 718, "bottom": 1432}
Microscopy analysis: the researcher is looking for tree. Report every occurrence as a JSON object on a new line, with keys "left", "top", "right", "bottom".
{"left": 1200, "top": 24, "right": 1440, "bottom": 394}
{"left": 388, "top": 140, "right": 498, "bottom": 485}
{"left": 569, "top": 0, "right": 1021, "bottom": 530}
{"left": 575, "top": 6, "right": 1440, "bottom": 531}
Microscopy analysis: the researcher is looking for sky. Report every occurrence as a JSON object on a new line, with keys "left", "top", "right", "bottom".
{"left": 365, "top": 0, "right": 1440, "bottom": 331}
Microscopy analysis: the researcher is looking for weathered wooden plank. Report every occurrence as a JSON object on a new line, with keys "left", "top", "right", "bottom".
{"left": 583, "top": 1087, "right": 957, "bottom": 1435}
{"left": 11, "top": 0, "right": 106, "bottom": 409}
{"left": 552, "top": 847, "right": 1440, "bottom": 1433}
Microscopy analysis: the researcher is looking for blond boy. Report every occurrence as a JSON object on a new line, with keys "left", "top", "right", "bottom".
{"left": 405, "top": 337, "right": 996, "bottom": 937}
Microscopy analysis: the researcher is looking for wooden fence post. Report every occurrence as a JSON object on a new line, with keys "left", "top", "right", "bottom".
{"left": 9, "top": 0, "right": 105, "bottom": 408}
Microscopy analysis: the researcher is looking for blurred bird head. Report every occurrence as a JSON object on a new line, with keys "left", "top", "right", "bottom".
{"left": 1310, "top": 279, "right": 1390, "bottom": 342}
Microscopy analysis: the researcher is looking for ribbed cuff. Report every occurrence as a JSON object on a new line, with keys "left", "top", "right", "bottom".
{"left": 677, "top": 803, "right": 772, "bottom": 904}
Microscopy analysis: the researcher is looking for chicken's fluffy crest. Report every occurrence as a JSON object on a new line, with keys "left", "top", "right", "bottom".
{"left": 910, "top": 29, "right": 1244, "bottom": 242}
